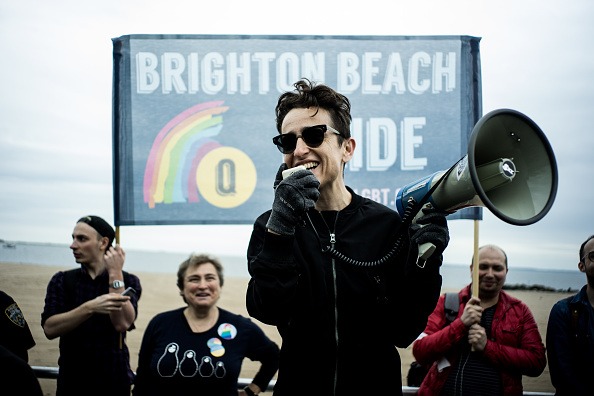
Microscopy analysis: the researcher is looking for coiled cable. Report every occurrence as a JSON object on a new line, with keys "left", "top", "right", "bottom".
{"left": 320, "top": 158, "right": 461, "bottom": 267}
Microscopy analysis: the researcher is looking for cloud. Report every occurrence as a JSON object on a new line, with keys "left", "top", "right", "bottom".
{"left": 0, "top": 0, "right": 592, "bottom": 274}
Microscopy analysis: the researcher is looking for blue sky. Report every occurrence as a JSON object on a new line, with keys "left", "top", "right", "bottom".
{"left": 1, "top": 1, "right": 592, "bottom": 272}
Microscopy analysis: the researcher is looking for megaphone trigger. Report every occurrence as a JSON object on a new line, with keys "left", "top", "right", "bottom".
{"left": 408, "top": 200, "right": 451, "bottom": 266}
{"left": 413, "top": 202, "right": 438, "bottom": 267}
{"left": 416, "top": 242, "right": 436, "bottom": 268}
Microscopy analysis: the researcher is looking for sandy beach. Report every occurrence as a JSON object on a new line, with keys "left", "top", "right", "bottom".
{"left": 1, "top": 261, "right": 574, "bottom": 395}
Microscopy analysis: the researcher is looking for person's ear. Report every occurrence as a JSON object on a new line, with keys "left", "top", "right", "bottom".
{"left": 342, "top": 137, "right": 356, "bottom": 163}
{"left": 99, "top": 236, "right": 110, "bottom": 252}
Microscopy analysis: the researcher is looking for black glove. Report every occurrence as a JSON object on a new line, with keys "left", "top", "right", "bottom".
{"left": 273, "top": 163, "right": 287, "bottom": 189}
{"left": 266, "top": 163, "right": 320, "bottom": 235}
{"left": 409, "top": 207, "right": 450, "bottom": 257}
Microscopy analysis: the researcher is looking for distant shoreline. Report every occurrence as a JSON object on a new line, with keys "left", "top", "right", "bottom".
{"left": 1, "top": 239, "right": 586, "bottom": 291}
{"left": 503, "top": 284, "right": 579, "bottom": 293}
{"left": 0, "top": 238, "right": 581, "bottom": 272}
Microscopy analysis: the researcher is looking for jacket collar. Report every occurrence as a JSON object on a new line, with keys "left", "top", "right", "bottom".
{"left": 342, "top": 186, "right": 362, "bottom": 213}
{"left": 571, "top": 285, "right": 590, "bottom": 306}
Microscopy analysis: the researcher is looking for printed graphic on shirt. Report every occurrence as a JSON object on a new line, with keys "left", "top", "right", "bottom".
{"left": 5, "top": 303, "right": 25, "bottom": 327}
{"left": 180, "top": 350, "right": 198, "bottom": 377}
{"left": 199, "top": 356, "right": 214, "bottom": 377}
{"left": 215, "top": 361, "right": 226, "bottom": 378}
{"left": 157, "top": 342, "right": 180, "bottom": 377}
{"left": 155, "top": 341, "right": 227, "bottom": 379}
{"left": 207, "top": 337, "right": 225, "bottom": 357}
{"left": 218, "top": 323, "right": 237, "bottom": 340}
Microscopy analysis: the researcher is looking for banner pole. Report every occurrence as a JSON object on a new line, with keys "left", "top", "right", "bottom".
{"left": 115, "top": 225, "right": 122, "bottom": 349}
{"left": 472, "top": 220, "right": 479, "bottom": 298}
{"left": 471, "top": 219, "right": 480, "bottom": 352}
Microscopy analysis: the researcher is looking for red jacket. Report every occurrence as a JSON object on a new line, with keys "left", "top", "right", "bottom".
{"left": 412, "top": 285, "right": 546, "bottom": 396}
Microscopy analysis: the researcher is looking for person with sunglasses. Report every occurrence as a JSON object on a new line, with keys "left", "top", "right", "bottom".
{"left": 547, "top": 235, "right": 594, "bottom": 396}
{"left": 246, "top": 79, "right": 450, "bottom": 395}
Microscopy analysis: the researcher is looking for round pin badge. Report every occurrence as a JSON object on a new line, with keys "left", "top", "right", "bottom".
{"left": 217, "top": 323, "right": 237, "bottom": 340}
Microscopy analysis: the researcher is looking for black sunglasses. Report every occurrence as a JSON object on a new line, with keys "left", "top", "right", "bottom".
{"left": 272, "top": 124, "right": 342, "bottom": 154}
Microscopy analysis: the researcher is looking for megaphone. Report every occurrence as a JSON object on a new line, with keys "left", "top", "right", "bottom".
{"left": 395, "top": 109, "right": 558, "bottom": 261}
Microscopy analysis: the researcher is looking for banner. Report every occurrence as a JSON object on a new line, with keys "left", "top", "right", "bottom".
{"left": 112, "top": 35, "right": 482, "bottom": 225}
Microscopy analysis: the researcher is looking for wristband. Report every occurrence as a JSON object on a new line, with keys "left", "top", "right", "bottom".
{"left": 109, "top": 280, "right": 125, "bottom": 289}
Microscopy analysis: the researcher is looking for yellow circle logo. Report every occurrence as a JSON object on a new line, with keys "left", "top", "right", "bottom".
{"left": 196, "top": 147, "right": 257, "bottom": 208}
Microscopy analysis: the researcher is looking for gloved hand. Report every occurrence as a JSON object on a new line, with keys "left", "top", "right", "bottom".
{"left": 266, "top": 163, "right": 320, "bottom": 235}
{"left": 273, "top": 163, "right": 287, "bottom": 189}
{"left": 409, "top": 207, "right": 450, "bottom": 257}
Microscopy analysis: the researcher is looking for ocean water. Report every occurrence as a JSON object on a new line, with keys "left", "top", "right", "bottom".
{"left": 440, "top": 264, "right": 584, "bottom": 291}
{"left": 1, "top": 241, "right": 585, "bottom": 291}
{"left": 0, "top": 241, "right": 249, "bottom": 277}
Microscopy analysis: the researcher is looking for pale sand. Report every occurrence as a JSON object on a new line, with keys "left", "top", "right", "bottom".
{"left": 1, "top": 261, "right": 573, "bottom": 395}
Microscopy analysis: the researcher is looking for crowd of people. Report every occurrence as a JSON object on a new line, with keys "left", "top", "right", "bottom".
{"left": 1, "top": 80, "right": 592, "bottom": 395}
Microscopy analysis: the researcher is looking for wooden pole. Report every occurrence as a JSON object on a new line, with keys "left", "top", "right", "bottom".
{"left": 472, "top": 219, "right": 479, "bottom": 298}
{"left": 115, "top": 225, "right": 122, "bottom": 349}
{"left": 471, "top": 219, "right": 480, "bottom": 352}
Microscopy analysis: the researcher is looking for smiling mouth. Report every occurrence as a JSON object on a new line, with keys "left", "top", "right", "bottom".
{"left": 303, "top": 162, "right": 319, "bottom": 171}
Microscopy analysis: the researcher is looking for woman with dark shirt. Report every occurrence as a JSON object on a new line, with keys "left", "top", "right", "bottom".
{"left": 133, "top": 254, "right": 279, "bottom": 396}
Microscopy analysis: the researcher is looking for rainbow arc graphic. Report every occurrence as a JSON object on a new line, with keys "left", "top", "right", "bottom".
{"left": 143, "top": 101, "right": 229, "bottom": 208}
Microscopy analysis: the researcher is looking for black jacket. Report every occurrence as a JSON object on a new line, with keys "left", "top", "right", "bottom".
{"left": 247, "top": 189, "right": 442, "bottom": 395}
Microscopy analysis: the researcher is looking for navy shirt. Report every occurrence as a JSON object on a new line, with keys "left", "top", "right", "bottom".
{"left": 547, "top": 285, "right": 594, "bottom": 395}
{"left": 0, "top": 290, "right": 35, "bottom": 362}
{"left": 41, "top": 267, "right": 141, "bottom": 395}
{"left": 133, "top": 307, "right": 279, "bottom": 396}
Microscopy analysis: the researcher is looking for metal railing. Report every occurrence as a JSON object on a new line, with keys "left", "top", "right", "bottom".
{"left": 32, "top": 366, "right": 277, "bottom": 392}
{"left": 32, "top": 366, "right": 554, "bottom": 395}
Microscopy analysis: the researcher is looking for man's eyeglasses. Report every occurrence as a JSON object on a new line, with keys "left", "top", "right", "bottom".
{"left": 582, "top": 251, "right": 594, "bottom": 262}
{"left": 272, "top": 124, "right": 342, "bottom": 154}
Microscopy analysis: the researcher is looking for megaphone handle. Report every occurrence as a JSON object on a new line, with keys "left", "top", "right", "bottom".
{"left": 417, "top": 242, "right": 437, "bottom": 268}
{"left": 413, "top": 202, "right": 438, "bottom": 268}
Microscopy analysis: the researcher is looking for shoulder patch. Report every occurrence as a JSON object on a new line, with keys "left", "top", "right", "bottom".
{"left": 5, "top": 303, "right": 26, "bottom": 327}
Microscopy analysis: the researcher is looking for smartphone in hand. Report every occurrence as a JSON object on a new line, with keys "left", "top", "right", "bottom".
{"left": 121, "top": 287, "right": 136, "bottom": 297}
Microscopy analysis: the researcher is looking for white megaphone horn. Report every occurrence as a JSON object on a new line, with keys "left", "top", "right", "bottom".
{"left": 395, "top": 109, "right": 558, "bottom": 262}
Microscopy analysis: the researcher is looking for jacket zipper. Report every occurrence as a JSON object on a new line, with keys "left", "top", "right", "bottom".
{"left": 331, "top": 231, "right": 338, "bottom": 395}
{"left": 314, "top": 210, "right": 341, "bottom": 395}
{"left": 329, "top": 212, "right": 340, "bottom": 396}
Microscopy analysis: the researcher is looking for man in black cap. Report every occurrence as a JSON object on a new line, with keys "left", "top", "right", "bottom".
{"left": 42, "top": 215, "right": 142, "bottom": 396}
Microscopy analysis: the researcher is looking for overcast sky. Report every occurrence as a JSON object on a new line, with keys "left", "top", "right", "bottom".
{"left": 1, "top": 1, "right": 592, "bottom": 272}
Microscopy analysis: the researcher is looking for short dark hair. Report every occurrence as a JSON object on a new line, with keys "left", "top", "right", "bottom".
{"left": 177, "top": 254, "right": 224, "bottom": 291}
{"left": 579, "top": 235, "right": 594, "bottom": 262}
{"left": 275, "top": 79, "right": 352, "bottom": 145}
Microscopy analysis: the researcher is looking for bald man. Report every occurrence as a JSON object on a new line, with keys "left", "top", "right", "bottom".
{"left": 412, "top": 245, "right": 546, "bottom": 396}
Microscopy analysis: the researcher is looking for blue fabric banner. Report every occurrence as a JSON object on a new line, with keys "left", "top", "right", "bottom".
{"left": 112, "top": 35, "right": 482, "bottom": 225}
